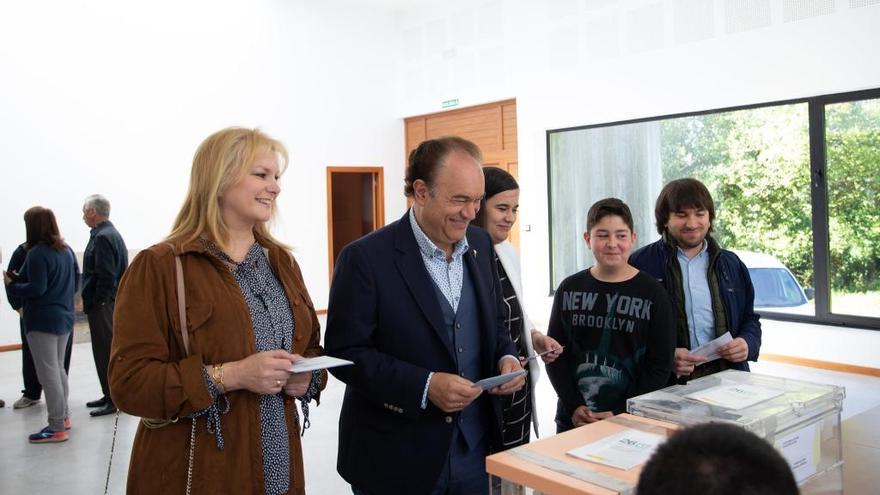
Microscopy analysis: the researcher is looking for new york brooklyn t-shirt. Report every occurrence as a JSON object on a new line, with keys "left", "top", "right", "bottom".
{"left": 546, "top": 269, "right": 675, "bottom": 416}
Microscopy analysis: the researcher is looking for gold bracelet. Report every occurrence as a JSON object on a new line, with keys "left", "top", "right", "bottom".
{"left": 211, "top": 363, "right": 226, "bottom": 395}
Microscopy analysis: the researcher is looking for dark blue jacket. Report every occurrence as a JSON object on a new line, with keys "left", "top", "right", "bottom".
{"left": 6, "top": 243, "right": 79, "bottom": 334}
{"left": 82, "top": 220, "right": 128, "bottom": 312}
{"left": 325, "top": 210, "right": 517, "bottom": 495}
{"left": 629, "top": 237, "right": 761, "bottom": 371}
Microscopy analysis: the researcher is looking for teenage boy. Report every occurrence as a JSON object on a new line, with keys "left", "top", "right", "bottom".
{"left": 629, "top": 178, "right": 761, "bottom": 382}
{"left": 546, "top": 198, "right": 675, "bottom": 433}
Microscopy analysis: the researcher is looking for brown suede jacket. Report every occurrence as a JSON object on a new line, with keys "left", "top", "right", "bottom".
{"left": 108, "top": 236, "right": 326, "bottom": 494}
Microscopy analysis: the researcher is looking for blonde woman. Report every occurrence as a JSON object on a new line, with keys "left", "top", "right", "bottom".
{"left": 109, "top": 127, "right": 326, "bottom": 494}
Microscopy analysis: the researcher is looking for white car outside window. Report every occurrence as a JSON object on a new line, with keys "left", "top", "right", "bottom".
{"left": 733, "top": 250, "right": 814, "bottom": 315}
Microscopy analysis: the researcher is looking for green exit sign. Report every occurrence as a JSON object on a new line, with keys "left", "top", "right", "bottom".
{"left": 442, "top": 98, "right": 459, "bottom": 109}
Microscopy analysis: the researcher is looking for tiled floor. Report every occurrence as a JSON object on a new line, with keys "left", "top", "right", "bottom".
{"left": 1, "top": 333, "right": 878, "bottom": 494}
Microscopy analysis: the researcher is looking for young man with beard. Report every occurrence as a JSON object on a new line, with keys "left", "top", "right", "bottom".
{"left": 629, "top": 178, "right": 761, "bottom": 382}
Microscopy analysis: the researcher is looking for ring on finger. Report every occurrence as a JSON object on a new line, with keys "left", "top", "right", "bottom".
{"left": 276, "top": 379, "right": 282, "bottom": 387}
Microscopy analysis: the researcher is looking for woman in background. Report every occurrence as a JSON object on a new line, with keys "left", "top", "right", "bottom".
{"left": 474, "top": 166, "right": 562, "bottom": 448}
{"left": 6, "top": 240, "right": 74, "bottom": 411}
{"left": 109, "top": 127, "right": 326, "bottom": 494}
{"left": 4, "top": 207, "right": 79, "bottom": 443}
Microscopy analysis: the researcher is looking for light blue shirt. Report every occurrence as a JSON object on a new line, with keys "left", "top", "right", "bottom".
{"left": 409, "top": 208, "right": 469, "bottom": 313}
{"left": 676, "top": 241, "right": 715, "bottom": 349}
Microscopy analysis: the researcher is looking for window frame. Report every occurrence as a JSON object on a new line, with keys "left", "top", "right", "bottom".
{"left": 545, "top": 87, "right": 880, "bottom": 331}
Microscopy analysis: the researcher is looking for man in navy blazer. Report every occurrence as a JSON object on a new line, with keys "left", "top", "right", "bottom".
{"left": 326, "top": 136, "right": 525, "bottom": 495}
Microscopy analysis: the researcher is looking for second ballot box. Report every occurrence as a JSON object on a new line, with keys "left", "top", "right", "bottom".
{"left": 626, "top": 369, "right": 845, "bottom": 489}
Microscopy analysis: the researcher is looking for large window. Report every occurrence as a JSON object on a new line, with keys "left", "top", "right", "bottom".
{"left": 824, "top": 98, "right": 880, "bottom": 319}
{"left": 548, "top": 89, "right": 880, "bottom": 329}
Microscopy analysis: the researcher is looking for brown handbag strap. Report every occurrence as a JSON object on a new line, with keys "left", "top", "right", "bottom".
{"left": 165, "top": 243, "right": 190, "bottom": 357}
{"left": 174, "top": 253, "right": 190, "bottom": 356}
{"left": 107, "top": 245, "right": 192, "bottom": 493}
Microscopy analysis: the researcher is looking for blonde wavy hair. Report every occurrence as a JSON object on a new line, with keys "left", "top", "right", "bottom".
{"left": 167, "top": 127, "right": 289, "bottom": 253}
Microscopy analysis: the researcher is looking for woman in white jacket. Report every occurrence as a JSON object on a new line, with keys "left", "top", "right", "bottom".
{"left": 474, "top": 167, "right": 562, "bottom": 448}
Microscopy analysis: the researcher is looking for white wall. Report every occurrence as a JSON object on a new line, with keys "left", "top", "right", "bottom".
{"left": 0, "top": 0, "right": 407, "bottom": 344}
{"left": 393, "top": 0, "right": 880, "bottom": 368}
{"left": 3, "top": 0, "right": 879, "bottom": 368}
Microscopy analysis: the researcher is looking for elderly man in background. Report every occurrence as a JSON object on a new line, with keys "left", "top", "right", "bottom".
{"left": 81, "top": 194, "right": 128, "bottom": 417}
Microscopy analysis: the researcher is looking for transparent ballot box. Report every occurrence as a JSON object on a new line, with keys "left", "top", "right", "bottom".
{"left": 626, "top": 369, "right": 845, "bottom": 488}
{"left": 486, "top": 414, "right": 679, "bottom": 495}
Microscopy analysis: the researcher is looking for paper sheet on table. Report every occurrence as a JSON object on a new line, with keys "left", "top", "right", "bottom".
{"left": 566, "top": 428, "right": 666, "bottom": 470}
{"left": 685, "top": 383, "right": 784, "bottom": 410}
{"left": 288, "top": 356, "right": 354, "bottom": 373}
{"left": 473, "top": 370, "right": 526, "bottom": 391}
{"left": 690, "top": 331, "right": 733, "bottom": 364}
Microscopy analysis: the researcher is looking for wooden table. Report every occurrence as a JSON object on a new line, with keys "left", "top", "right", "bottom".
{"left": 486, "top": 414, "right": 679, "bottom": 495}
{"left": 488, "top": 406, "right": 880, "bottom": 494}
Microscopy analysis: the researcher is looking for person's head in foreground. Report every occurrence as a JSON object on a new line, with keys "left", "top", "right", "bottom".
{"left": 637, "top": 422, "right": 798, "bottom": 495}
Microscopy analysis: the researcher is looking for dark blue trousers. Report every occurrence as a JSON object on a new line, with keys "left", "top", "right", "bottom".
{"left": 352, "top": 428, "right": 489, "bottom": 495}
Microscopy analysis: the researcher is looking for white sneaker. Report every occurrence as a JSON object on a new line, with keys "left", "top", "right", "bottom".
{"left": 13, "top": 395, "right": 40, "bottom": 409}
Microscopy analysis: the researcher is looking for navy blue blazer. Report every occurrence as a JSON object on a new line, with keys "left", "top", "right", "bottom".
{"left": 326, "top": 210, "right": 517, "bottom": 495}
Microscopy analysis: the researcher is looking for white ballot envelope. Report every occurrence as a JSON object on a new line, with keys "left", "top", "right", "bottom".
{"left": 690, "top": 331, "right": 733, "bottom": 364}
{"left": 288, "top": 356, "right": 354, "bottom": 373}
{"left": 473, "top": 370, "right": 527, "bottom": 391}
{"left": 567, "top": 428, "right": 666, "bottom": 470}
{"left": 685, "top": 383, "right": 784, "bottom": 410}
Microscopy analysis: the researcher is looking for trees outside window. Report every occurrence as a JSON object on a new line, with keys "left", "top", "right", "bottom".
{"left": 548, "top": 89, "right": 880, "bottom": 328}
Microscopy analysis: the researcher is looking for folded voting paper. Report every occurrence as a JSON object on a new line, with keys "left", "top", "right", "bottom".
{"left": 473, "top": 370, "right": 527, "bottom": 391}
{"left": 691, "top": 331, "right": 733, "bottom": 364}
{"left": 288, "top": 356, "right": 354, "bottom": 373}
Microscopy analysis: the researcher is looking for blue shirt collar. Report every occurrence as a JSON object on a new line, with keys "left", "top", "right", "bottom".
{"left": 408, "top": 208, "right": 470, "bottom": 260}
{"left": 676, "top": 239, "right": 708, "bottom": 260}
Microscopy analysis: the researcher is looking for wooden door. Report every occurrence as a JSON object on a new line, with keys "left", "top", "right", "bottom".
{"left": 404, "top": 99, "right": 520, "bottom": 247}
{"left": 326, "top": 167, "right": 385, "bottom": 279}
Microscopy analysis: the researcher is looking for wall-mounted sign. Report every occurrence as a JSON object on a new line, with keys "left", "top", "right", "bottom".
{"left": 442, "top": 98, "right": 459, "bottom": 109}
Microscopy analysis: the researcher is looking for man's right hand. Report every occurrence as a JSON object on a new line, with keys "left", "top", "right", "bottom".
{"left": 674, "top": 347, "right": 707, "bottom": 377}
{"left": 427, "top": 372, "right": 482, "bottom": 413}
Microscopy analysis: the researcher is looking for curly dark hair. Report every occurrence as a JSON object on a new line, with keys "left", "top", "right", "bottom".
{"left": 637, "top": 423, "right": 798, "bottom": 495}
